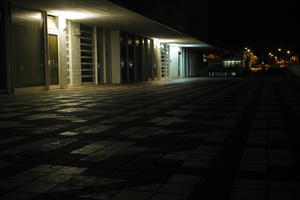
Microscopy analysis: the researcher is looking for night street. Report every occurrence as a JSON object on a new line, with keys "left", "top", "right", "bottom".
{"left": 0, "top": 75, "right": 299, "bottom": 199}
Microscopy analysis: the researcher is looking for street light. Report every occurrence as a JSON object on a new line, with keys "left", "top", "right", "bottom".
{"left": 268, "top": 53, "right": 273, "bottom": 65}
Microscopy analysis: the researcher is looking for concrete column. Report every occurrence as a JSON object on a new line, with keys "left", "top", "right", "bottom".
{"left": 140, "top": 38, "right": 146, "bottom": 81}
{"left": 93, "top": 27, "right": 98, "bottom": 85}
{"left": 133, "top": 36, "right": 138, "bottom": 81}
{"left": 144, "top": 38, "right": 149, "bottom": 80}
{"left": 149, "top": 39, "right": 154, "bottom": 79}
{"left": 68, "top": 22, "right": 81, "bottom": 86}
{"left": 110, "top": 30, "right": 121, "bottom": 84}
{"left": 101, "top": 29, "right": 107, "bottom": 84}
{"left": 124, "top": 33, "right": 129, "bottom": 82}
{"left": 1, "top": 1, "right": 13, "bottom": 94}
{"left": 154, "top": 40, "right": 161, "bottom": 79}
{"left": 170, "top": 45, "right": 180, "bottom": 79}
{"left": 57, "top": 16, "right": 68, "bottom": 88}
{"left": 181, "top": 48, "right": 185, "bottom": 78}
{"left": 42, "top": 12, "right": 50, "bottom": 90}
{"left": 105, "top": 30, "right": 112, "bottom": 83}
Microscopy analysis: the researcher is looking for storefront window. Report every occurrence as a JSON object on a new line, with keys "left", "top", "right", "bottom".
{"left": 0, "top": 5, "right": 6, "bottom": 89}
{"left": 11, "top": 6, "right": 44, "bottom": 87}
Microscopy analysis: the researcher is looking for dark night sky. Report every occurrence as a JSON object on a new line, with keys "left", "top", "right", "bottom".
{"left": 208, "top": 1, "right": 300, "bottom": 54}
{"left": 111, "top": 0, "right": 299, "bottom": 54}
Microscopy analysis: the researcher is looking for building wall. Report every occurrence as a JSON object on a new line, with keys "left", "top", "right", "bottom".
{"left": 0, "top": 3, "right": 8, "bottom": 91}
{"left": 11, "top": 6, "right": 45, "bottom": 88}
{"left": 0, "top": 2, "right": 209, "bottom": 93}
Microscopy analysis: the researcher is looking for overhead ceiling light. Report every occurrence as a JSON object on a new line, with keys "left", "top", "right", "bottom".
{"left": 153, "top": 38, "right": 176, "bottom": 43}
{"left": 50, "top": 10, "right": 96, "bottom": 20}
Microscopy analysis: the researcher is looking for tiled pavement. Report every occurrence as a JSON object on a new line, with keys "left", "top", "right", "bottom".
{"left": 0, "top": 76, "right": 299, "bottom": 200}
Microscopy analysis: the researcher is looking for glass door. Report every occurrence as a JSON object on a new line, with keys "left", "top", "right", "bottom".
{"left": 48, "top": 34, "right": 59, "bottom": 85}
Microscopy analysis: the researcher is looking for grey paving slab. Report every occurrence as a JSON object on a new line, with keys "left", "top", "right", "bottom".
{"left": 0, "top": 77, "right": 300, "bottom": 199}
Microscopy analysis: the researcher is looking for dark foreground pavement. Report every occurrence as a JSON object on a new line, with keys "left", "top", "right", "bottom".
{"left": 0, "top": 76, "right": 300, "bottom": 200}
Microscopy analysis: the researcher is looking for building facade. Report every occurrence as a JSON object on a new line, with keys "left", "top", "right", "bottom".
{"left": 0, "top": 0, "right": 211, "bottom": 94}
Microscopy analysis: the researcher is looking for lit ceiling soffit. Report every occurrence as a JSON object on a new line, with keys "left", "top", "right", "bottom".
{"left": 11, "top": 0, "right": 210, "bottom": 47}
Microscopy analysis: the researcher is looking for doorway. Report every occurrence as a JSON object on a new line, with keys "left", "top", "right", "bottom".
{"left": 48, "top": 34, "right": 59, "bottom": 85}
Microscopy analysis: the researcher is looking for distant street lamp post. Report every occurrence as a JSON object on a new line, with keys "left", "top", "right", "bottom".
{"left": 268, "top": 53, "right": 273, "bottom": 66}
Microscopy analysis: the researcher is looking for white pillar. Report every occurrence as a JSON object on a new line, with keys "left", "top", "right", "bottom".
{"left": 58, "top": 16, "right": 68, "bottom": 88}
{"left": 154, "top": 39, "right": 161, "bottom": 80}
{"left": 110, "top": 30, "right": 121, "bottom": 84}
{"left": 93, "top": 27, "right": 98, "bottom": 85}
{"left": 68, "top": 22, "right": 81, "bottom": 86}
{"left": 102, "top": 29, "right": 107, "bottom": 83}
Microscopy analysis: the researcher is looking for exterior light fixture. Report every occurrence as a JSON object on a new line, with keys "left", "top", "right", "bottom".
{"left": 51, "top": 10, "right": 96, "bottom": 20}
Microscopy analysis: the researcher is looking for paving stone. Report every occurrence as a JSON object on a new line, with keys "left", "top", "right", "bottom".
{"left": 1, "top": 77, "right": 300, "bottom": 199}
{"left": 233, "top": 179, "right": 266, "bottom": 190}
{"left": 47, "top": 183, "right": 85, "bottom": 195}
{"left": 127, "top": 182, "right": 162, "bottom": 192}
{"left": 11, "top": 171, "right": 47, "bottom": 181}
{"left": 150, "top": 193, "right": 188, "bottom": 200}
{"left": 18, "top": 182, "right": 57, "bottom": 194}
{"left": 230, "top": 189, "right": 266, "bottom": 200}
{"left": 79, "top": 188, "right": 118, "bottom": 200}
{"left": 0, "top": 192, "right": 37, "bottom": 200}
{"left": 35, "top": 174, "right": 74, "bottom": 184}
{"left": 269, "top": 149, "right": 295, "bottom": 167}
{"left": 0, "top": 179, "right": 28, "bottom": 190}
{"left": 167, "top": 174, "right": 202, "bottom": 185}
{"left": 110, "top": 190, "right": 152, "bottom": 200}
{"left": 53, "top": 166, "right": 87, "bottom": 175}
{"left": 63, "top": 175, "right": 99, "bottom": 186}
{"left": 159, "top": 183, "right": 195, "bottom": 195}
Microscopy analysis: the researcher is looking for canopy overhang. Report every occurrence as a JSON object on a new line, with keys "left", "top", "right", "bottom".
{"left": 11, "top": 0, "right": 214, "bottom": 48}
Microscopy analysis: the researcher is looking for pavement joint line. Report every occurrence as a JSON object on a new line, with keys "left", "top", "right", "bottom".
{"left": 189, "top": 77, "right": 264, "bottom": 199}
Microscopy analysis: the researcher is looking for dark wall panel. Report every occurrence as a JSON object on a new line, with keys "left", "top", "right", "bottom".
{"left": 11, "top": 6, "right": 45, "bottom": 88}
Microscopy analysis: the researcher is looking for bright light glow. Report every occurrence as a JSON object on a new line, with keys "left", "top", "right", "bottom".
{"left": 287, "top": 51, "right": 291, "bottom": 54}
{"left": 154, "top": 39, "right": 176, "bottom": 43}
{"left": 170, "top": 45, "right": 181, "bottom": 52}
{"left": 278, "top": 48, "right": 282, "bottom": 52}
{"left": 177, "top": 44, "right": 206, "bottom": 47}
{"left": 223, "top": 60, "right": 241, "bottom": 64}
{"left": 153, "top": 38, "right": 209, "bottom": 48}
{"left": 247, "top": 49, "right": 251, "bottom": 52}
{"left": 30, "top": 13, "right": 42, "bottom": 20}
{"left": 245, "top": 47, "right": 248, "bottom": 50}
{"left": 58, "top": 15, "right": 67, "bottom": 30}
{"left": 51, "top": 10, "right": 96, "bottom": 20}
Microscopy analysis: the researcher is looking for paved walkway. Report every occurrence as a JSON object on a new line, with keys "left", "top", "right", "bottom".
{"left": 0, "top": 76, "right": 299, "bottom": 200}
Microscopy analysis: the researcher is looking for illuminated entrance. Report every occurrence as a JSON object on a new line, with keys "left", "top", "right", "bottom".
{"left": 48, "top": 34, "right": 59, "bottom": 85}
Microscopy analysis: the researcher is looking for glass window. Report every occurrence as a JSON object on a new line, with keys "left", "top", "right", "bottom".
{"left": 11, "top": 6, "right": 45, "bottom": 87}
{"left": 0, "top": 6, "right": 7, "bottom": 89}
